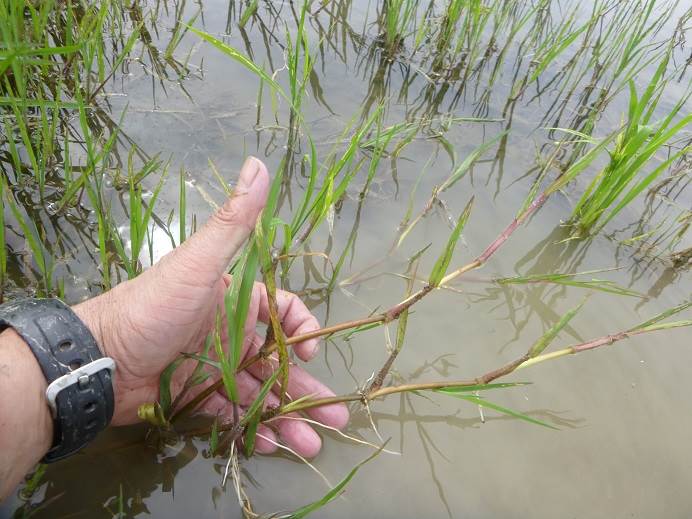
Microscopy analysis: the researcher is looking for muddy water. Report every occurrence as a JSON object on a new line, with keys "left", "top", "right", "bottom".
{"left": 3, "top": 1, "right": 692, "bottom": 518}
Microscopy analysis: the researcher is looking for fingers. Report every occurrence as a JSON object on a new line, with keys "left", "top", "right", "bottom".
{"left": 254, "top": 424, "right": 279, "bottom": 454}
{"left": 254, "top": 283, "right": 321, "bottom": 361}
{"left": 245, "top": 339, "right": 350, "bottom": 431}
{"left": 159, "top": 157, "right": 270, "bottom": 287}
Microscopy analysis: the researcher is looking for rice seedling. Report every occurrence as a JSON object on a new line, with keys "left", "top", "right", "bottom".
{"left": 0, "top": 172, "right": 6, "bottom": 300}
{"left": 569, "top": 58, "right": 692, "bottom": 235}
{"left": 495, "top": 269, "right": 643, "bottom": 298}
{"left": 288, "top": 106, "right": 383, "bottom": 248}
{"left": 513, "top": 9, "right": 588, "bottom": 98}
{"left": 110, "top": 153, "right": 167, "bottom": 278}
{"left": 324, "top": 114, "right": 403, "bottom": 293}
{"left": 535, "top": 1, "right": 683, "bottom": 138}
{"left": 396, "top": 131, "right": 506, "bottom": 248}
{"left": 239, "top": 0, "right": 259, "bottom": 29}
{"left": 285, "top": 1, "right": 314, "bottom": 131}
{"left": 3, "top": 186, "right": 54, "bottom": 296}
{"left": 381, "top": 0, "right": 420, "bottom": 54}
{"left": 430, "top": 0, "right": 499, "bottom": 73}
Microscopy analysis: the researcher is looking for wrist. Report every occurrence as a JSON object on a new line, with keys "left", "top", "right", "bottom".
{"left": 0, "top": 298, "right": 116, "bottom": 465}
{"left": 72, "top": 288, "right": 128, "bottom": 423}
{"left": 72, "top": 291, "right": 112, "bottom": 360}
{"left": 0, "top": 329, "right": 53, "bottom": 499}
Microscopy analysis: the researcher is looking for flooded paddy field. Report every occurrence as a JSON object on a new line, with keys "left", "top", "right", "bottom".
{"left": 1, "top": 1, "right": 691, "bottom": 517}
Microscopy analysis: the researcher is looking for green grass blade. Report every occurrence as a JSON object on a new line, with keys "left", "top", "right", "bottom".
{"left": 525, "top": 22, "right": 589, "bottom": 87}
{"left": 239, "top": 0, "right": 259, "bottom": 28}
{"left": 598, "top": 143, "right": 691, "bottom": 232}
{"left": 285, "top": 442, "right": 387, "bottom": 519}
{"left": 439, "top": 393, "right": 557, "bottom": 429}
{"left": 496, "top": 269, "right": 642, "bottom": 297}
{"left": 159, "top": 357, "right": 185, "bottom": 417}
{"left": 529, "top": 298, "right": 586, "bottom": 358}
{"left": 244, "top": 405, "right": 262, "bottom": 457}
{"left": 628, "top": 302, "right": 691, "bottom": 332}
{"left": 235, "top": 244, "right": 259, "bottom": 368}
{"left": 241, "top": 367, "right": 282, "bottom": 424}
{"left": 179, "top": 168, "right": 186, "bottom": 244}
{"left": 440, "top": 131, "right": 507, "bottom": 192}
{"left": 429, "top": 197, "right": 473, "bottom": 287}
{"left": 187, "top": 25, "right": 284, "bottom": 100}
{"left": 637, "top": 320, "right": 692, "bottom": 333}
{"left": 210, "top": 417, "right": 220, "bottom": 454}
{"left": 214, "top": 312, "right": 238, "bottom": 402}
{"left": 0, "top": 174, "right": 5, "bottom": 286}
{"left": 436, "top": 382, "right": 532, "bottom": 393}
{"left": 546, "top": 133, "right": 615, "bottom": 195}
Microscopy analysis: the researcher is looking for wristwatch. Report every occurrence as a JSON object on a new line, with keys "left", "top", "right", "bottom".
{"left": 0, "top": 298, "right": 116, "bottom": 462}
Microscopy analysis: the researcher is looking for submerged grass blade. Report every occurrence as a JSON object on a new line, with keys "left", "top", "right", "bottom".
{"left": 529, "top": 298, "right": 586, "bottom": 358}
{"left": 496, "top": 269, "right": 643, "bottom": 297}
{"left": 438, "top": 392, "right": 557, "bottom": 429}
{"left": 436, "top": 382, "right": 532, "bottom": 393}
{"left": 283, "top": 442, "right": 387, "bottom": 519}
{"left": 4, "top": 190, "right": 53, "bottom": 294}
{"left": 628, "top": 301, "right": 691, "bottom": 332}
{"left": 440, "top": 132, "right": 508, "bottom": 192}
{"left": 187, "top": 25, "right": 285, "bottom": 102}
{"left": 0, "top": 174, "right": 6, "bottom": 291}
{"left": 238, "top": 0, "right": 258, "bottom": 28}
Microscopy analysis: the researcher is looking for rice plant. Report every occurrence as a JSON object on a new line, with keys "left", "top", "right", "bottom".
{"left": 569, "top": 58, "right": 692, "bottom": 235}
{"left": 3, "top": 185, "right": 55, "bottom": 295}
{"left": 239, "top": 0, "right": 259, "bottom": 29}
{"left": 110, "top": 153, "right": 167, "bottom": 279}
{"left": 381, "top": 0, "right": 420, "bottom": 54}
{"left": 0, "top": 173, "right": 6, "bottom": 300}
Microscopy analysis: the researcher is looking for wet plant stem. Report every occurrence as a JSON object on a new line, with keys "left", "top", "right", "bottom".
{"left": 181, "top": 323, "right": 670, "bottom": 441}
{"left": 171, "top": 189, "right": 550, "bottom": 423}
{"left": 260, "top": 326, "right": 657, "bottom": 420}
{"left": 246, "top": 190, "right": 549, "bottom": 370}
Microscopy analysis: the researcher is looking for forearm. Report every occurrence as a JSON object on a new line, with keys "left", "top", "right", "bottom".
{"left": 0, "top": 329, "right": 53, "bottom": 500}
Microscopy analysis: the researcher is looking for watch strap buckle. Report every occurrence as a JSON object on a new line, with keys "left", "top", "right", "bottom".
{"left": 45, "top": 357, "right": 116, "bottom": 417}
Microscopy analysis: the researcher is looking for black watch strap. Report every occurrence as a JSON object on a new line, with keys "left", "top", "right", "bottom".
{"left": 0, "top": 298, "right": 115, "bottom": 462}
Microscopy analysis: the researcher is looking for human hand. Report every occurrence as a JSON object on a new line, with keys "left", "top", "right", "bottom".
{"left": 73, "top": 157, "right": 348, "bottom": 457}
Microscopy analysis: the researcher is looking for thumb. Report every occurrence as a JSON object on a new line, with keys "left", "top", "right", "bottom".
{"left": 163, "top": 156, "right": 270, "bottom": 283}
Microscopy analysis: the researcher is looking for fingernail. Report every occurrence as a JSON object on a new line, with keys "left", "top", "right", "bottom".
{"left": 239, "top": 156, "right": 261, "bottom": 188}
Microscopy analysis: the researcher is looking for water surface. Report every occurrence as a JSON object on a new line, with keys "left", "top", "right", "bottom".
{"left": 3, "top": 1, "right": 691, "bottom": 517}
